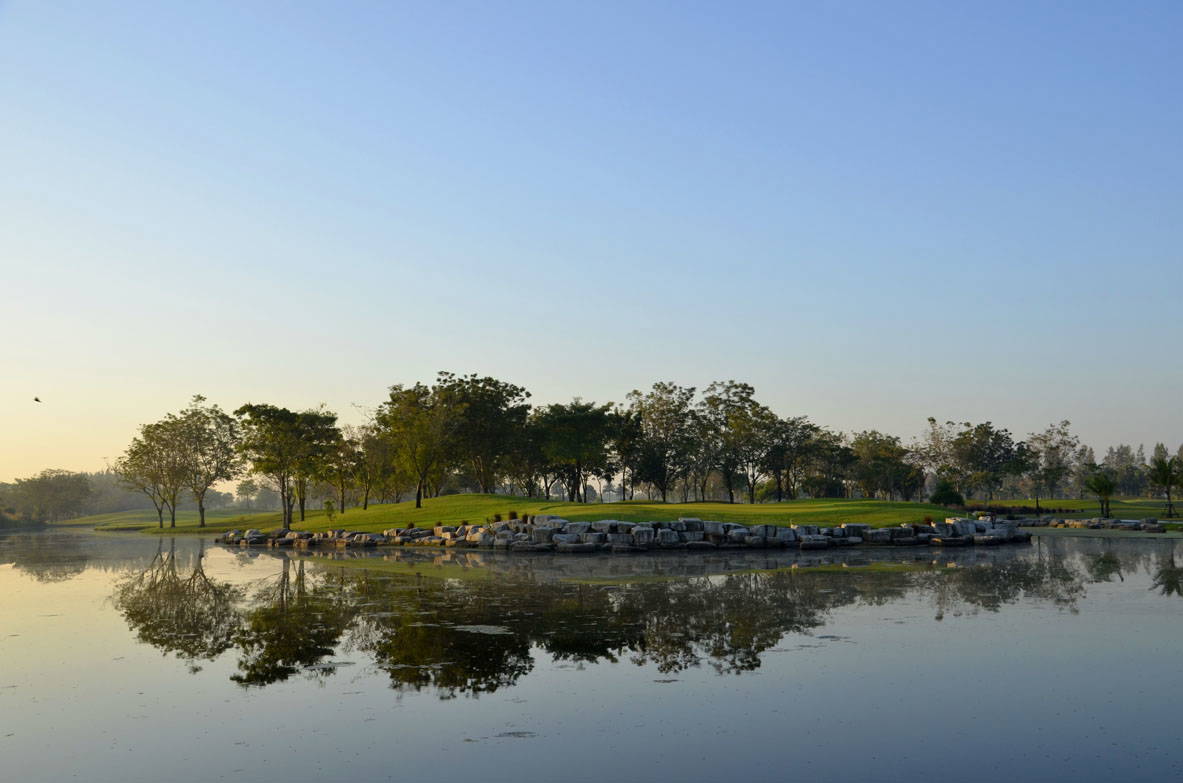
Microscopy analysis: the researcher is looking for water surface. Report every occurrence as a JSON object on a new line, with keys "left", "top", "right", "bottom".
{"left": 2, "top": 531, "right": 1181, "bottom": 782}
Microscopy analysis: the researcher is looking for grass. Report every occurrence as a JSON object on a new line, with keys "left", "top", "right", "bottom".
{"left": 976, "top": 498, "right": 1180, "bottom": 520}
{"left": 70, "top": 494, "right": 963, "bottom": 535}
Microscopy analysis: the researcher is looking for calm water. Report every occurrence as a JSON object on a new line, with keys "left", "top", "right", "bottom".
{"left": 2, "top": 531, "right": 1182, "bottom": 782}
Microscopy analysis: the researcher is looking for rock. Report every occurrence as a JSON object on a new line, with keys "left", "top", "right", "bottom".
{"left": 863, "top": 529, "right": 893, "bottom": 544}
{"left": 591, "top": 521, "right": 616, "bottom": 533}
{"left": 682, "top": 531, "right": 705, "bottom": 542}
{"left": 726, "top": 529, "right": 750, "bottom": 544}
{"left": 791, "top": 524, "right": 819, "bottom": 536}
{"left": 775, "top": 528, "right": 798, "bottom": 543}
{"left": 952, "top": 520, "right": 978, "bottom": 537}
{"left": 582, "top": 532, "right": 608, "bottom": 544}
{"left": 703, "top": 521, "right": 724, "bottom": 536}
{"left": 679, "top": 518, "right": 705, "bottom": 532}
{"left": 798, "top": 535, "right": 831, "bottom": 550}
{"left": 632, "top": 526, "right": 656, "bottom": 546}
{"left": 842, "top": 523, "right": 872, "bottom": 536}
{"left": 606, "top": 533, "right": 634, "bottom": 545}
{"left": 552, "top": 533, "right": 581, "bottom": 544}
{"left": 656, "top": 529, "right": 680, "bottom": 546}
{"left": 565, "top": 521, "right": 591, "bottom": 535}
{"left": 531, "top": 527, "right": 557, "bottom": 544}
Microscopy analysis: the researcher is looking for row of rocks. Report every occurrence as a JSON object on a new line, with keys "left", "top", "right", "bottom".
{"left": 1041, "top": 517, "right": 1167, "bottom": 533}
{"left": 216, "top": 516, "right": 1031, "bottom": 552}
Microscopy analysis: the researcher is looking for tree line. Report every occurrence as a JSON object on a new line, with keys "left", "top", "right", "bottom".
{"left": 7, "top": 374, "right": 1180, "bottom": 527}
{"left": 113, "top": 375, "right": 1183, "bottom": 528}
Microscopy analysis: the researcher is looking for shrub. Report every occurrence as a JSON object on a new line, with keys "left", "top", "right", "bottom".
{"left": 492, "top": 513, "right": 503, "bottom": 523}
{"left": 929, "top": 480, "right": 965, "bottom": 507}
{"left": 508, "top": 510, "right": 518, "bottom": 520}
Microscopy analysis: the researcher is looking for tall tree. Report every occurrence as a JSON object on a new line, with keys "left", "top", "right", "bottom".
{"left": 290, "top": 408, "right": 340, "bottom": 523}
{"left": 377, "top": 383, "right": 462, "bottom": 509}
{"left": 122, "top": 419, "right": 188, "bottom": 527}
{"left": 1084, "top": 468, "right": 1116, "bottom": 518}
{"left": 433, "top": 372, "right": 531, "bottom": 494}
{"left": 625, "top": 382, "right": 697, "bottom": 502}
{"left": 1147, "top": 451, "right": 1180, "bottom": 518}
{"left": 533, "top": 399, "right": 613, "bottom": 502}
{"left": 175, "top": 396, "right": 241, "bottom": 527}
{"left": 762, "top": 416, "right": 817, "bottom": 502}
{"left": 235, "top": 404, "right": 308, "bottom": 530}
{"left": 1023, "top": 421, "right": 1079, "bottom": 515}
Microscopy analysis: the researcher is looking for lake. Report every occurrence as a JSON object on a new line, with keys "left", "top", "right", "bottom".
{"left": 2, "top": 530, "right": 1182, "bottom": 782}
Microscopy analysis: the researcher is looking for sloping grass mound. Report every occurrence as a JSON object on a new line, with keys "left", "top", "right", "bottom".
{"left": 77, "top": 494, "right": 961, "bottom": 535}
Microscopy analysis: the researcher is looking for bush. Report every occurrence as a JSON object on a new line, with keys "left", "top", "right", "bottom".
{"left": 508, "top": 510, "right": 518, "bottom": 520}
{"left": 929, "top": 480, "right": 965, "bottom": 507}
{"left": 492, "top": 513, "right": 503, "bottom": 523}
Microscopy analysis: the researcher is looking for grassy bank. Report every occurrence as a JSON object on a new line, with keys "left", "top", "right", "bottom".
{"left": 71, "top": 494, "right": 962, "bottom": 535}
{"left": 975, "top": 498, "right": 1178, "bottom": 520}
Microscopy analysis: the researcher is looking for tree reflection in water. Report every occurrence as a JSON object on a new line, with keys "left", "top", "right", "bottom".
{"left": 112, "top": 544, "right": 1183, "bottom": 697}
{"left": 113, "top": 540, "right": 242, "bottom": 672}
{"left": 230, "top": 558, "right": 354, "bottom": 686}
{"left": 1151, "top": 554, "right": 1183, "bottom": 597}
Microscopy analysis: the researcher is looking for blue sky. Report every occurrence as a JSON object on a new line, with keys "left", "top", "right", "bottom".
{"left": 2, "top": 0, "right": 1181, "bottom": 479}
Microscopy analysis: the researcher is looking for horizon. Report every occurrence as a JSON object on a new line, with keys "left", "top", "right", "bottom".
{"left": 3, "top": 0, "right": 1181, "bottom": 480}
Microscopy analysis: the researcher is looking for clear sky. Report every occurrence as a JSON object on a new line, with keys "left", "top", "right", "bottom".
{"left": 2, "top": 0, "right": 1181, "bottom": 481}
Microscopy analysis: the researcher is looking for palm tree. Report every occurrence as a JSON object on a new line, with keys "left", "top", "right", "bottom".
{"left": 1084, "top": 469, "right": 1116, "bottom": 518}
{"left": 1147, "top": 456, "right": 1180, "bottom": 518}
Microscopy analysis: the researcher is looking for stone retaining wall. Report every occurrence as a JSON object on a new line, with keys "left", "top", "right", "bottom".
{"left": 216, "top": 515, "right": 1034, "bottom": 552}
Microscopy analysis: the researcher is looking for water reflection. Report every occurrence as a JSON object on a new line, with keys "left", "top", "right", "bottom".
{"left": 96, "top": 539, "right": 1183, "bottom": 698}
{"left": 112, "top": 540, "right": 241, "bottom": 672}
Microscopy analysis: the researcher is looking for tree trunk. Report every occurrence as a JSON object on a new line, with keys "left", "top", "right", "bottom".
{"left": 198, "top": 498, "right": 206, "bottom": 528}
{"left": 339, "top": 483, "right": 346, "bottom": 516}
{"left": 415, "top": 479, "right": 423, "bottom": 509}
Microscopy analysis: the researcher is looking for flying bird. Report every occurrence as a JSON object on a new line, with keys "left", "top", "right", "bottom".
{"left": 34, "top": 397, "right": 41, "bottom": 403}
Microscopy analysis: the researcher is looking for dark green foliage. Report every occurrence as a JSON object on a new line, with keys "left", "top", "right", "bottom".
{"left": 929, "top": 479, "right": 965, "bottom": 507}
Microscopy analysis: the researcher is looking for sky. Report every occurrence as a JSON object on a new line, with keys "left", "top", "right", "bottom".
{"left": 2, "top": 0, "right": 1181, "bottom": 481}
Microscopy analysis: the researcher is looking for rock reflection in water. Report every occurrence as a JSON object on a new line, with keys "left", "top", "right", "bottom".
{"left": 101, "top": 539, "right": 1179, "bottom": 698}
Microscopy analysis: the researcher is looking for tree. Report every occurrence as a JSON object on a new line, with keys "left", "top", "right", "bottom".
{"left": 175, "top": 396, "right": 241, "bottom": 527}
{"left": 11, "top": 469, "right": 92, "bottom": 523}
{"left": 762, "top": 416, "right": 817, "bottom": 502}
{"left": 322, "top": 427, "right": 363, "bottom": 517}
{"left": 235, "top": 404, "right": 308, "bottom": 530}
{"left": 929, "top": 479, "right": 965, "bottom": 507}
{"left": 533, "top": 399, "right": 614, "bottom": 502}
{"left": 1023, "top": 421, "right": 1079, "bottom": 515}
{"left": 850, "top": 430, "right": 918, "bottom": 500}
{"left": 700, "top": 381, "right": 772, "bottom": 504}
{"left": 1147, "top": 451, "right": 1180, "bottom": 518}
{"left": 289, "top": 408, "right": 339, "bottom": 523}
{"left": 433, "top": 372, "right": 531, "bottom": 493}
{"left": 949, "top": 421, "right": 1022, "bottom": 501}
{"left": 1084, "top": 468, "right": 1116, "bottom": 518}
{"left": 625, "top": 382, "right": 697, "bottom": 502}
{"left": 117, "top": 419, "right": 188, "bottom": 527}
{"left": 377, "top": 383, "right": 462, "bottom": 508}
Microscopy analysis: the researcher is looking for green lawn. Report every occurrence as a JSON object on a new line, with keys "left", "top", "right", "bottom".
{"left": 71, "top": 494, "right": 964, "bottom": 535}
{"left": 976, "top": 498, "right": 1179, "bottom": 520}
